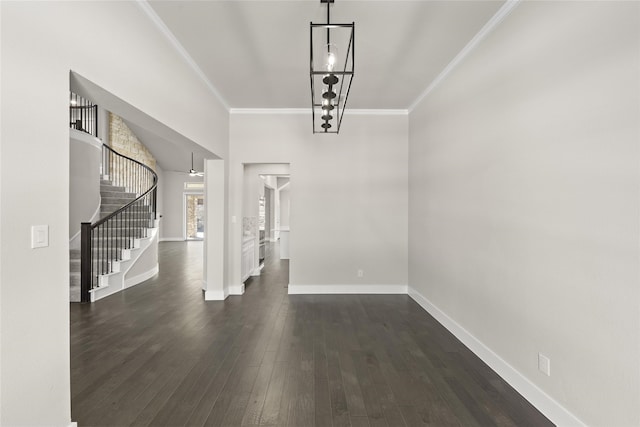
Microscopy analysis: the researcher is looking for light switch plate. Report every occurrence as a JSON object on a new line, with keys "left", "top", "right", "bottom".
{"left": 31, "top": 225, "right": 49, "bottom": 249}
{"left": 538, "top": 353, "right": 551, "bottom": 376}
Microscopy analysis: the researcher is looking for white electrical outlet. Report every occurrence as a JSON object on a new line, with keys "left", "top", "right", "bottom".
{"left": 538, "top": 353, "right": 551, "bottom": 376}
{"left": 357, "top": 269, "right": 364, "bottom": 278}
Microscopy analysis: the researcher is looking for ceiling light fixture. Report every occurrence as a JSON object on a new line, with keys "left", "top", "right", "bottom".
{"left": 188, "top": 152, "right": 204, "bottom": 177}
{"left": 310, "top": 0, "right": 354, "bottom": 134}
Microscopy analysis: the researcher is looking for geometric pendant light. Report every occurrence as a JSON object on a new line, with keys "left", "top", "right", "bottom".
{"left": 310, "top": 0, "right": 355, "bottom": 134}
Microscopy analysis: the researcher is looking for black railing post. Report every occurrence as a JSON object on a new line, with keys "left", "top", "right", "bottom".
{"left": 80, "top": 222, "right": 92, "bottom": 303}
{"left": 93, "top": 105, "right": 98, "bottom": 138}
{"left": 153, "top": 187, "right": 157, "bottom": 221}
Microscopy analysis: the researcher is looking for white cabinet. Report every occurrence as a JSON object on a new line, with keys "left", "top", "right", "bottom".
{"left": 241, "top": 237, "right": 255, "bottom": 282}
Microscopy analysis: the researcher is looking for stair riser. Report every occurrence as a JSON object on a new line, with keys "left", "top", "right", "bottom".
{"left": 101, "top": 205, "right": 151, "bottom": 212}
{"left": 101, "top": 190, "right": 137, "bottom": 198}
{"left": 101, "top": 198, "right": 138, "bottom": 205}
{"left": 100, "top": 212, "right": 154, "bottom": 220}
{"left": 100, "top": 185, "right": 126, "bottom": 193}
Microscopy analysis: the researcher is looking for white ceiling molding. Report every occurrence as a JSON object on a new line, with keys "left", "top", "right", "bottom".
{"left": 408, "top": 0, "right": 522, "bottom": 113}
{"left": 230, "top": 108, "right": 309, "bottom": 115}
{"left": 230, "top": 108, "right": 408, "bottom": 116}
{"left": 136, "top": 0, "right": 230, "bottom": 111}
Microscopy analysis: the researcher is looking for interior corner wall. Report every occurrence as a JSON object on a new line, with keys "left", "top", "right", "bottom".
{"left": 229, "top": 113, "right": 408, "bottom": 292}
{"left": 0, "top": 2, "right": 228, "bottom": 425}
{"left": 408, "top": 2, "right": 640, "bottom": 426}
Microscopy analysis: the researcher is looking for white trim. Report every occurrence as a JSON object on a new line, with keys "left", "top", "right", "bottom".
{"left": 407, "top": 286, "right": 586, "bottom": 427}
{"left": 228, "top": 284, "right": 245, "bottom": 295}
{"left": 124, "top": 264, "right": 159, "bottom": 288}
{"left": 136, "top": 0, "right": 230, "bottom": 110}
{"left": 230, "top": 108, "right": 408, "bottom": 116}
{"left": 68, "top": 422, "right": 78, "bottom": 427}
{"left": 288, "top": 284, "right": 408, "bottom": 295}
{"left": 345, "top": 109, "right": 408, "bottom": 116}
{"left": 160, "top": 237, "right": 185, "bottom": 242}
{"left": 408, "top": 0, "right": 522, "bottom": 112}
{"left": 204, "top": 288, "right": 227, "bottom": 301}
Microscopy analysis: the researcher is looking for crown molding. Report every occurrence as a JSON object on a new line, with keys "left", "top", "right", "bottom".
{"left": 230, "top": 108, "right": 407, "bottom": 116}
{"left": 136, "top": 0, "right": 230, "bottom": 111}
{"left": 408, "top": 0, "right": 522, "bottom": 113}
{"left": 230, "top": 108, "right": 308, "bottom": 115}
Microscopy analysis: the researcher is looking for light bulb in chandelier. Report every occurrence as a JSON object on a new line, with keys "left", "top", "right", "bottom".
{"left": 325, "top": 43, "right": 338, "bottom": 72}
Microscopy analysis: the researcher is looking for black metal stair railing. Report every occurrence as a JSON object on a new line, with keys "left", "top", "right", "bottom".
{"left": 80, "top": 144, "right": 157, "bottom": 302}
{"left": 69, "top": 92, "right": 98, "bottom": 137}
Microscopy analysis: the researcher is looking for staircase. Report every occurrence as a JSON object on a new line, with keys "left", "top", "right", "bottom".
{"left": 70, "top": 179, "right": 156, "bottom": 302}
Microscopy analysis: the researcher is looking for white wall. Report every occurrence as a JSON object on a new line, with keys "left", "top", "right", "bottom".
{"left": 229, "top": 113, "right": 408, "bottom": 293}
{"left": 97, "top": 105, "right": 109, "bottom": 144}
{"left": 160, "top": 171, "right": 204, "bottom": 240}
{"left": 69, "top": 130, "right": 101, "bottom": 245}
{"left": 0, "top": 2, "right": 228, "bottom": 425}
{"left": 279, "top": 186, "right": 290, "bottom": 228}
{"left": 125, "top": 235, "right": 158, "bottom": 281}
{"left": 156, "top": 166, "right": 165, "bottom": 237}
{"left": 408, "top": 2, "right": 639, "bottom": 426}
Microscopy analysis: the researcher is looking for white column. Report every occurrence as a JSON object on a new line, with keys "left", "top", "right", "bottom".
{"left": 203, "top": 159, "right": 227, "bottom": 300}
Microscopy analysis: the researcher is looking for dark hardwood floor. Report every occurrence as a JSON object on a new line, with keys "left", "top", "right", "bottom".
{"left": 71, "top": 241, "right": 553, "bottom": 427}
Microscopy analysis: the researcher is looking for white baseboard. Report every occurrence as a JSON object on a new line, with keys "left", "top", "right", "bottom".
{"left": 68, "top": 422, "right": 78, "bottom": 427}
{"left": 124, "top": 264, "right": 159, "bottom": 288}
{"left": 160, "top": 237, "right": 185, "bottom": 242}
{"left": 288, "top": 284, "right": 408, "bottom": 295}
{"left": 228, "top": 284, "right": 245, "bottom": 295}
{"left": 204, "top": 289, "right": 227, "bottom": 301}
{"left": 407, "top": 286, "right": 585, "bottom": 427}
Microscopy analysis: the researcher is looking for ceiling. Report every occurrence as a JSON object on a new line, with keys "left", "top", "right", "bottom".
{"left": 147, "top": 0, "right": 505, "bottom": 110}
{"left": 76, "top": 1, "right": 508, "bottom": 173}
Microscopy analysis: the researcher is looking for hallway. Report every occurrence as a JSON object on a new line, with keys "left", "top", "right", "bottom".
{"left": 70, "top": 242, "right": 551, "bottom": 426}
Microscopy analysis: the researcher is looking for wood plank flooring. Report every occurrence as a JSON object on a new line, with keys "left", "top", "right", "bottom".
{"left": 71, "top": 242, "right": 553, "bottom": 427}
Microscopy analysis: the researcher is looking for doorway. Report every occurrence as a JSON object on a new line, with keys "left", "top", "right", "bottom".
{"left": 240, "top": 164, "right": 290, "bottom": 290}
{"left": 185, "top": 193, "right": 204, "bottom": 240}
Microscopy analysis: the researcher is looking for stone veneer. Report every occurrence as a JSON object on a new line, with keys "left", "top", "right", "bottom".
{"left": 186, "top": 195, "right": 199, "bottom": 239}
{"left": 108, "top": 113, "right": 157, "bottom": 171}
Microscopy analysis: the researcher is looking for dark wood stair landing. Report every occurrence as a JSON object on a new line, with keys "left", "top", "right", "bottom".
{"left": 70, "top": 241, "right": 553, "bottom": 427}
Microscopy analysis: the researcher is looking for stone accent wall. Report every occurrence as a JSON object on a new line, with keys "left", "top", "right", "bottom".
{"left": 186, "top": 195, "right": 198, "bottom": 239}
{"left": 108, "top": 113, "right": 157, "bottom": 171}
